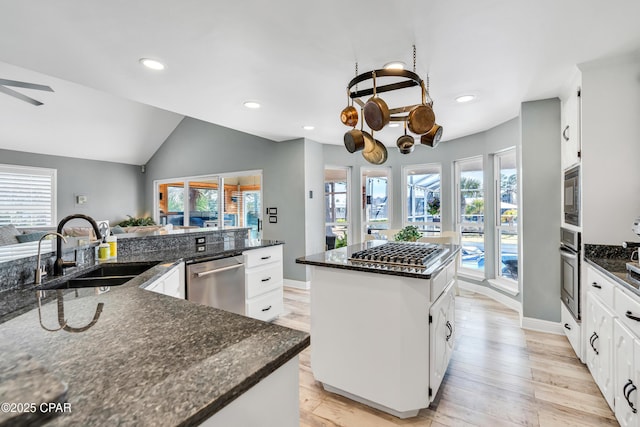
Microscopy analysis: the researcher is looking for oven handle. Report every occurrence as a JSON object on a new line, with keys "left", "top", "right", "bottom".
{"left": 194, "top": 263, "right": 244, "bottom": 278}
{"left": 559, "top": 248, "right": 578, "bottom": 259}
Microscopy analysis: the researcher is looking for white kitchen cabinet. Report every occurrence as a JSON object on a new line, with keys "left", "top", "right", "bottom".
{"left": 585, "top": 292, "right": 615, "bottom": 408}
{"left": 243, "top": 245, "right": 283, "bottom": 321}
{"left": 560, "top": 74, "right": 581, "bottom": 170}
{"left": 561, "top": 302, "right": 582, "bottom": 362}
{"left": 146, "top": 262, "right": 185, "bottom": 299}
{"left": 429, "top": 281, "right": 455, "bottom": 399}
{"left": 614, "top": 319, "right": 639, "bottom": 426}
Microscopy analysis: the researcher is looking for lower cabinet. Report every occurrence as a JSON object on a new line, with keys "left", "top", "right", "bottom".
{"left": 146, "top": 262, "right": 185, "bottom": 299}
{"left": 243, "top": 245, "right": 284, "bottom": 321}
{"left": 429, "top": 282, "right": 455, "bottom": 398}
{"left": 585, "top": 292, "right": 614, "bottom": 408}
{"left": 614, "top": 319, "right": 640, "bottom": 427}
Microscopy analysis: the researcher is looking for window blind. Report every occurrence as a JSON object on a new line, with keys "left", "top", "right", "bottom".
{"left": 0, "top": 164, "right": 56, "bottom": 227}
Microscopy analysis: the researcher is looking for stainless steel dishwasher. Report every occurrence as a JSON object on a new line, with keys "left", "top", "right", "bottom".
{"left": 186, "top": 255, "right": 245, "bottom": 315}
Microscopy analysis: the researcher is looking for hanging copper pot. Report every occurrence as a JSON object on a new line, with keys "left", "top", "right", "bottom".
{"left": 340, "top": 89, "right": 358, "bottom": 127}
{"left": 407, "top": 81, "right": 435, "bottom": 135}
{"left": 362, "top": 131, "right": 388, "bottom": 165}
{"left": 344, "top": 109, "right": 375, "bottom": 153}
{"left": 396, "top": 120, "right": 415, "bottom": 154}
{"left": 363, "top": 71, "right": 390, "bottom": 131}
{"left": 420, "top": 124, "right": 443, "bottom": 148}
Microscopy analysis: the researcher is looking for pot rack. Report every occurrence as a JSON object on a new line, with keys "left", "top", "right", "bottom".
{"left": 346, "top": 68, "right": 433, "bottom": 122}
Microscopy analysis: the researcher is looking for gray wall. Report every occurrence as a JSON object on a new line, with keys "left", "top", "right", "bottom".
{"left": 580, "top": 51, "right": 640, "bottom": 245}
{"left": 520, "top": 99, "right": 561, "bottom": 322}
{"left": 143, "top": 117, "right": 311, "bottom": 282}
{"left": 0, "top": 148, "right": 143, "bottom": 225}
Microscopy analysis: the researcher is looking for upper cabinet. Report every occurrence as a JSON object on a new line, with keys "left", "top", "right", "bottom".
{"left": 560, "top": 72, "right": 582, "bottom": 170}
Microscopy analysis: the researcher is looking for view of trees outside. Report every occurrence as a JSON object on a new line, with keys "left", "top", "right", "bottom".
{"left": 363, "top": 172, "right": 390, "bottom": 234}
{"left": 457, "top": 160, "right": 485, "bottom": 273}
{"left": 325, "top": 168, "right": 349, "bottom": 248}
{"left": 406, "top": 166, "right": 441, "bottom": 233}
{"left": 497, "top": 149, "right": 518, "bottom": 280}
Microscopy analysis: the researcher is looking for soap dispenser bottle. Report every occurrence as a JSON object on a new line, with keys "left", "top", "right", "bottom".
{"left": 98, "top": 237, "right": 110, "bottom": 261}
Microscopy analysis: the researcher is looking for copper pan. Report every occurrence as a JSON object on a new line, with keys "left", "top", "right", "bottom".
{"left": 396, "top": 120, "right": 415, "bottom": 154}
{"left": 344, "top": 110, "right": 375, "bottom": 153}
{"left": 363, "top": 71, "right": 390, "bottom": 131}
{"left": 407, "top": 81, "right": 435, "bottom": 135}
{"left": 340, "top": 88, "right": 358, "bottom": 127}
{"left": 420, "top": 124, "right": 443, "bottom": 148}
{"left": 362, "top": 131, "right": 388, "bottom": 165}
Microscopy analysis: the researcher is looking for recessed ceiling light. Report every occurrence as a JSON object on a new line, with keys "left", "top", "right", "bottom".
{"left": 303, "top": 125, "right": 315, "bottom": 131}
{"left": 139, "top": 58, "right": 166, "bottom": 71}
{"left": 455, "top": 94, "right": 476, "bottom": 103}
{"left": 383, "top": 61, "right": 406, "bottom": 70}
{"left": 243, "top": 101, "right": 261, "bottom": 109}
{"left": 388, "top": 123, "right": 401, "bottom": 128}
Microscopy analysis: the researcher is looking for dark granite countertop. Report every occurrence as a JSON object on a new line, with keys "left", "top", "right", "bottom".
{"left": 583, "top": 243, "right": 640, "bottom": 297}
{"left": 0, "top": 239, "right": 310, "bottom": 426}
{"left": 296, "top": 240, "right": 460, "bottom": 279}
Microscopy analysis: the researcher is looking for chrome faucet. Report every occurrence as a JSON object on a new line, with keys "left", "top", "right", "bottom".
{"left": 54, "top": 214, "right": 103, "bottom": 276}
{"left": 35, "top": 232, "right": 67, "bottom": 285}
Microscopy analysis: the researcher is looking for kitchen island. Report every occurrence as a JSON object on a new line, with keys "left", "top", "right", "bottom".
{"left": 0, "top": 237, "right": 309, "bottom": 426}
{"left": 297, "top": 240, "right": 459, "bottom": 418}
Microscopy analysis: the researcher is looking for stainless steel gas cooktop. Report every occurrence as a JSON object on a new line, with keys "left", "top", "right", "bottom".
{"left": 349, "top": 242, "right": 447, "bottom": 272}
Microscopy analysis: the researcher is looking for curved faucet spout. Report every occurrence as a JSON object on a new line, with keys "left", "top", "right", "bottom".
{"left": 54, "top": 214, "right": 103, "bottom": 276}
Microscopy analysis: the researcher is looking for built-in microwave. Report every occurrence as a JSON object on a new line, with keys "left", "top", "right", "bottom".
{"left": 564, "top": 165, "right": 580, "bottom": 226}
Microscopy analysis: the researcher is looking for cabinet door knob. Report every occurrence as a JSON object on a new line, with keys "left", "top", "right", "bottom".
{"left": 445, "top": 321, "right": 453, "bottom": 341}
{"left": 589, "top": 332, "right": 599, "bottom": 355}
{"left": 564, "top": 323, "right": 572, "bottom": 331}
{"left": 591, "top": 282, "right": 602, "bottom": 289}
{"left": 562, "top": 125, "right": 570, "bottom": 141}
{"left": 261, "top": 305, "right": 272, "bottom": 312}
{"left": 261, "top": 277, "right": 271, "bottom": 282}
{"left": 624, "top": 379, "right": 638, "bottom": 414}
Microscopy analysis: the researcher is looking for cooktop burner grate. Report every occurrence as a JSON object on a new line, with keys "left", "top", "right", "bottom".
{"left": 349, "top": 242, "right": 445, "bottom": 271}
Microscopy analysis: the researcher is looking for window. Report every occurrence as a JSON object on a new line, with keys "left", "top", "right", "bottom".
{"left": 403, "top": 164, "right": 441, "bottom": 234}
{"left": 362, "top": 167, "right": 391, "bottom": 238}
{"left": 155, "top": 171, "right": 262, "bottom": 238}
{"left": 455, "top": 157, "right": 485, "bottom": 276}
{"left": 495, "top": 148, "right": 519, "bottom": 284}
{"left": 324, "top": 167, "right": 350, "bottom": 249}
{"left": 0, "top": 164, "right": 56, "bottom": 227}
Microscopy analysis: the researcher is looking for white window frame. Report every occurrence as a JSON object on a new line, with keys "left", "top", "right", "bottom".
{"left": 324, "top": 166, "right": 351, "bottom": 248}
{"left": 454, "top": 156, "right": 485, "bottom": 279}
{"left": 402, "top": 163, "right": 442, "bottom": 234}
{"left": 361, "top": 166, "right": 392, "bottom": 241}
{"left": 0, "top": 163, "right": 57, "bottom": 228}
{"left": 488, "top": 148, "right": 520, "bottom": 295}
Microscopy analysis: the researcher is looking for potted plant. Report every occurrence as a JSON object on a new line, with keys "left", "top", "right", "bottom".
{"left": 394, "top": 225, "right": 422, "bottom": 242}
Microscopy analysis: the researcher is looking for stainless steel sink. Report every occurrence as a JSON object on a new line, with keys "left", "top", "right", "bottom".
{"left": 54, "top": 262, "right": 159, "bottom": 289}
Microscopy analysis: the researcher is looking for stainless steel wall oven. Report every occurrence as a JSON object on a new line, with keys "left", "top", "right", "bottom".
{"left": 560, "top": 227, "right": 581, "bottom": 320}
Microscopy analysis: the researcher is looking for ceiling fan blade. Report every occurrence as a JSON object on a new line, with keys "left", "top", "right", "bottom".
{"left": 0, "top": 85, "right": 44, "bottom": 106}
{"left": 0, "top": 78, "right": 53, "bottom": 92}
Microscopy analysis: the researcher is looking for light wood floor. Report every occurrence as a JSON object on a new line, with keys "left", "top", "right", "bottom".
{"left": 273, "top": 287, "right": 618, "bottom": 427}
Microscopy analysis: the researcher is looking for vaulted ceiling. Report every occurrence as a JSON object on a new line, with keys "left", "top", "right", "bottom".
{"left": 0, "top": 0, "right": 639, "bottom": 165}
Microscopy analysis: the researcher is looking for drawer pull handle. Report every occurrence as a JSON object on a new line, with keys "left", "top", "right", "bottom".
{"left": 261, "top": 305, "right": 272, "bottom": 312}
{"left": 590, "top": 332, "right": 599, "bottom": 355}
{"left": 445, "top": 321, "right": 453, "bottom": 341}
{"left": 260, "top": 256, "right": 271, "bottom": 260}
{"left": 626, "top": 311, "right": 640, "bottom": 322}
{"left": 261, "top": 277, "right": 271, "bottom": 282}
{"left": 564, "top": 323, "right": 571, "bottom": 331}
{"left": 591, "top": 282, "right": 602, "bottom": 289}
{"left": 624, "top": 379, "right": 638, "bottom": 413}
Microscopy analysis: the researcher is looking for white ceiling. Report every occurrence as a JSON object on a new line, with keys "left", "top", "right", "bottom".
{"left": 0, "top": 0, "right": 639, "bottom": 165}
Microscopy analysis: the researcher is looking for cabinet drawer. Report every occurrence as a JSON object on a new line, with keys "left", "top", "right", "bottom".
{"left": 244, "top": 246, "right": 282, "bottom": 269}
{"left": 586, "top": 265, "right": 615, "bottom": 307}
{"left": 615, "top": 287, "right": 640, "bottom": 338}
{"left": 431, "top": 262, "right": 452, "bottom": 302}
{"left": 561, "top": 302, "right": 582, "bottom": 361}
{"left": 246, "top": 288, "right": 284, "bottom": 322}
{"left": 246, "top": 263, "right": 283, "bottom": 299}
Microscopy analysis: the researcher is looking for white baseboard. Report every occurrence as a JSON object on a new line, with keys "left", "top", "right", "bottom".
{"left": 521, "top": 317, "right": 564, "bottom": 335}
{"left": 458, "top": 279, "right": 522, "bottom": 315}
{"left": 284, "top": 279, "right": 310, "bottom": 290}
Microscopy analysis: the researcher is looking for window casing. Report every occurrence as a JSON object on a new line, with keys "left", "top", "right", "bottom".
{"left": 402, "top": 164, "right": 441, "bottom": 234}
{"left": 0, "top": 164, "right": 56, "bottom": 227}
{"left": 494, "top": 148, "right": 519, "bottom": 286}
{"left": 361, "top": 167, "right": 391, "bottom": 239}
{"left": 455, "top": 157, "right": 485, "bottom": 276}
{"left": 324, "top": 167, "right": 350, "bottom": 249}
